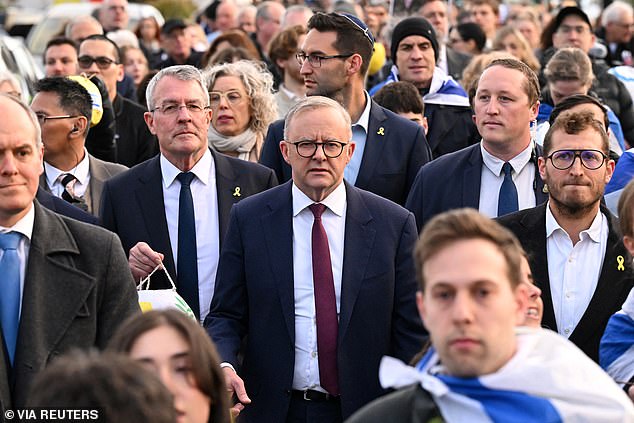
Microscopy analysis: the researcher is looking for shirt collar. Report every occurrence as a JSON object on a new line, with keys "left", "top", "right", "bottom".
{"left": 0, "top": 203, "right": 34, "bottom": 242}
{"left": 481, "top": 141, "right": 534, "bottom": 177}
{"left": 545, "top": 201, "right": 604, "bottom": 242}
{"left": 352, "top": 91, "right": 372, "bottom": 134}
{"left": 45, "top": 149, "right": 90, "bottom": 187}
{"left": 160, "top": 149, "right": 214, "bottom": 188}
{"left": 292, "top": 181, "right": 347, "bottom": 217}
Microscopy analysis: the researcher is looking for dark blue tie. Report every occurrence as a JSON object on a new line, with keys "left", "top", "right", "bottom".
{"left": 498, "top": 162, "right": 519, "bottom": 217}
{"left": 177, "top": 172, "right": 200, "bottom": 319}
{"left": 0, "top": 232, "right": 21, "bottom": 364}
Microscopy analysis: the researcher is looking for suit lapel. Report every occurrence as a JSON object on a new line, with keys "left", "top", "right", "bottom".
{"left": 38, "top": 173, "right": 50, "bottom": 193}
{"left": 136, "top": 157, "right": 176, "bottom": 276}
{"left": 518, "top": 204, "right": 556, "bottom": 331}
{"left": 533, "top": 145, "right": 549, "bottom": 205}
{"left": 339, "top": 183, "right": 375, "bottom": 341}
{"left": 463, "top": 145, "right": 483, "bottom": 209}
{"left": 212, "top": 149, "right": 238, "bottom": 251}
{"left": 12, "top": 203, "right": 95, "bottom": 405}
{"left": 569, "top": 208, "right": 631, "bottom": 346}
{"left": 355, "top": 102, "right": 386, "bottom": 189}
{"left": 86, "top": 155, "right": 106, "bottom": 215}
{"left": 261, "top": 182, "right": 295, "bottom": 341}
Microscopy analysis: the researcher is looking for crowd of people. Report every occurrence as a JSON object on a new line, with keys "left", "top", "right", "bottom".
{"left": 1, "top": 0, "right": 634, "bottom": 421}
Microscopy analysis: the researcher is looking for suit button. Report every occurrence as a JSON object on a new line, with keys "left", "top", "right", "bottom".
{"left": 285, "top": 390, "right": 291, "bottom": 396}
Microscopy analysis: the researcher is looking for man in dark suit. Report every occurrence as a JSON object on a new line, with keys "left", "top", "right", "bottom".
{"left": 205, "top": 96, "right": 424, "bottom": 422}
{"left": 498, "top": 110, "right": 633, "bottom": 362}
{"left": 0, "top": 93, "right": 139, "bottom": 410}
{"left": 259, "top": 12, "right": 430, "bottom": 206}
{"left": 406, "top": 58, "right": 548, "bottom": 231}
{"left": 31, "top": 77, "right": 127, "bottom": 217}
{"left": 101, "top": 65, "right": 277, "bottom": 323}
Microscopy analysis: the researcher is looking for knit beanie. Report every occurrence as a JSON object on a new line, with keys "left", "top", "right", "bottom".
{"left": 390, "top": 17, "right": 439, "bottom": 62}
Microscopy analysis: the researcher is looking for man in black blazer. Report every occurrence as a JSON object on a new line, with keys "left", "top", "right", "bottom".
{"left": 406, "top": 58, "right": 548, "bottom": 231}
{"left": 206, "top": 97, "right": 425, "bottom": 422}
{"left": 498, "top": 109, "right": 633, "bottom": 362}
{"left": 259, "top": 12, "right": 430, "bottom": 206}
{"left": 101, "top": 66, "right": 277, "bottom": 323}
{"left": 0, "top": 93, "right": 139, "bottom": 410}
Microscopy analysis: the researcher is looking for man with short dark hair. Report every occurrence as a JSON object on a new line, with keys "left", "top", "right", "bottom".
{"left": 156, "top": 19, "right": 203, "bottom": 69}
{"left": 207, "top": 96, "right": 424, "bottom": 422}
{"left": 370, "top": 16, "right": 478, "bottom": 158}
{"left": 31, "top": 77, "right": 127, "bottom": 217}
{"left": 498, "top": 110, "right": 633, "bottom": 362}
{"left": 79, "top": 34, "right": 158, "bottom": 167}
{"left": 43, "top": 37, "right": 78, "bottom": 77}
{"left": 98, "top": 0, "right": 129, "bottom": 33}
{"left": 346, "top": 208, "right": 634, "bottom": 422}
{"left": 260, "top": 12, "right": 431, "bottom": 206}
{"left": 406, "top": 58, "right": 548, "bottom": 230}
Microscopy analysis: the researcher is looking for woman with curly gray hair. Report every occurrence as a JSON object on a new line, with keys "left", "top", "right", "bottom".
{"left": 204, "top": 60, "right": 278, "bottom": 162}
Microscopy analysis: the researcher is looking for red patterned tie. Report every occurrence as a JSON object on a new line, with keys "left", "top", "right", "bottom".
{"left": 309, "top": 203, "right": 339, "bottom": 395}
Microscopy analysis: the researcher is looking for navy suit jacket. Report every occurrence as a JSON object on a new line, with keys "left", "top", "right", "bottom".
{"left": 405, "top": 143, "right": 549, "bottom": 231}
{"left": 100, "top": 149, "right": 278, "bottom": 288}
{"left": 35, "top": 187, "right": 99, "bottom": 226}
{"left": 259, "top": 101, "right": 432, "bottom": 206}
{"left": 497, "top": 203, "right": 634, "bottom": 362}
{"left": 204, "top": 181, "right": 425, "bottom": 422}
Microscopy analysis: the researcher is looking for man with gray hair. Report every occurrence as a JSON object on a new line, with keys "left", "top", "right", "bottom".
{"left": 0, "top": 92, "right": 139, "bottom": 409}
{"left": 206, "top": 95, "right": 425, "bottom": 422}
{"left": 100, "top": 65, "right": 277, "bottom": 323}
{"left": 598, "top": 0, "right": 634, "bottom": 67}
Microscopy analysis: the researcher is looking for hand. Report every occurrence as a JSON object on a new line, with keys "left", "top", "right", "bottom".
{"left": 128, "top": 242, "right": 164, "bottom": 282}
{"left": 223, "top": 367, "right": 251, "bottom": 417}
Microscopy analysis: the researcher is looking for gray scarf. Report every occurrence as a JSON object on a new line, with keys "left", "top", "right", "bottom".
{"left": 207, "top": 125, "right": 257, "bottom": 162}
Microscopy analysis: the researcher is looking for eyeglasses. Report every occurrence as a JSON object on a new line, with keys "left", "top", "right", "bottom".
{"left": 150, "top": 102, "right": 209, "bottom": 115}
{"left": 296, "top": 52, "right": 353, "bottom": 68}
{"left": 289, "top": 141, "right": 349, "bottom": 158}
{"left": 208, "top": 90, "right": 245, "bottom": 108}
{"left": 557, "top": 24, "right": 590, "bottom": 35}
{"left": 547, "top": 149, "right": 607, "bottom": 170}
{"left": 78, "top": 55, "right": 118, "bottom": 69}
{"left": 35, "top": 113, "right": 78, "bottom": 125}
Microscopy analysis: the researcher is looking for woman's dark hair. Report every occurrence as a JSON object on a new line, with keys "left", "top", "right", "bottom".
{"left": 109, "top": 310, "right": 231, "bottom": 423}
{"left": 455, "top": 22, "right": 486, "bottom": 53}
{"left": 373, "top": 81, "right": 424, "bottom": 115}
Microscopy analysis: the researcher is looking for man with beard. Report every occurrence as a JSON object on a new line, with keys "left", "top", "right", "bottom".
{"left": 498, "top": 110, "right": 633, "bottom": 363}
{"left": 259, "top": 12, "right": 430, "bottom": 206}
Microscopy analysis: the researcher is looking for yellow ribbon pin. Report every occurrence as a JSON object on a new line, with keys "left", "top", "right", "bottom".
{"left": 617, "top": 255, "right": 625, "bottom": 271}
{"left": 377, "top": 127, "right": 385, "bottom": 136}
{"left": 233, "top": 187, "right": 241, "bottom": 197}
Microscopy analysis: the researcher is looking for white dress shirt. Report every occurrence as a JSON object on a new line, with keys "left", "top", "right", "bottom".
{"left": 161, "top": 150, "right": 219, "bottom": 322}
{"left": 0, "top": 204, "right": 35, "bottom": 319}
{"left": 344, "top": 92, "right": 372, "bottom": 186}
{"left": 479, "top": 142, "right": 537, "bottom": 218}
{"left": 44, "top": 149, "right": 90, "bottom": 198}
{"left": 291, "top": 182, "right": 347, "bottom": 392}
{"left": 545, "top": 203, "right": 608, "bottom": 337}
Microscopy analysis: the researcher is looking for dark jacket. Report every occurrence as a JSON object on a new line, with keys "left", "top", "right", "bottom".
{"left": 113, "top": 95, "right": 159, "bottom": 167}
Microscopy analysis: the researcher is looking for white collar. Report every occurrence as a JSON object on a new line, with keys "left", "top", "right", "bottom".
{"left": 44, "top": 149, "right": 90, "bottom": 187}
{"left": 545, "top": 201, "right": 604, "bottom": 243}
{"left": 292, "top": 181, "right": 346, "bottom": 217}
{"left": 480, "top": 141, "right": 534, "bottom": 177}
{"left": 160, "top": 149, "right": 213, "bottom": 188}
{"left": 0, "top": 203, "right": 34, "bottom": 242}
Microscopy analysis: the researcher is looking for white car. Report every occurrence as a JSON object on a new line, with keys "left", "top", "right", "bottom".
{"left": 26, "top": 2, "right": 164, "bottom": 69}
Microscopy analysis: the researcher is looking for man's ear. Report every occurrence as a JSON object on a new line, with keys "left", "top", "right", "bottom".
{"left": 280, "top": 140, "right": 291, "bottom": 165}
{"left": 623, "top": 235, "right": 634, "bottom": 258}
{"left": 348, "top": 54, "right": 363, "bottom": 76}
{"left": 144, "top": 111, "right": 157, "bottom": 135}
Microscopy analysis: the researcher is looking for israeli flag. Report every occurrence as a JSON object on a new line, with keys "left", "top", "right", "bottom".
{"left": 600, "top": 287, "right": 634, "bottom": 389}
{"left": 381, "top": 328, "right": 634, "bottom": 422}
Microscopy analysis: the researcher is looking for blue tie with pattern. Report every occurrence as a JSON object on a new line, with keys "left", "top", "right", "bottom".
{"left": 498, "top": 162, "right": 519, "bottom": 217}
{"left": 0, "top": 232, "right": 21, "bottom": 364}
{"left": 177, "top": 172, "right": 200, "bottom": 319}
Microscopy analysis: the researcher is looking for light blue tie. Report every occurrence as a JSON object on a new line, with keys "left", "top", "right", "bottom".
{"left": 0, "top": 232, "right": 21, "bottom": 364}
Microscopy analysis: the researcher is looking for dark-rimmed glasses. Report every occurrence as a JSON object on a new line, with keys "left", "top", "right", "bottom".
{"left": 78, "top": 55, "right": 118, "bottom": 69}
{"left": 289, "top": 141, "right": 349, "bottom": 158}
{"left": 35, "top": 114, "right": 78, "bottom": 125}
{"left": 295, "top": 52, "right": 353, "bottom": 68}
{"left": 547, "top": 149, "right": 607, "bottom": 170}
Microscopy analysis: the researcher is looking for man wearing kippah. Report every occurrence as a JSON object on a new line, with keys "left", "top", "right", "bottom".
{"left": 370, "top": 16, "right": 478, "bottom": 159}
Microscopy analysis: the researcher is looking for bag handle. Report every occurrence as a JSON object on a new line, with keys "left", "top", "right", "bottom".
{"left": 137, "top": 263, "right": 177, "bottom": 291}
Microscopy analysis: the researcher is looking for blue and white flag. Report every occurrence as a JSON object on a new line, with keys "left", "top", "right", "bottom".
{"left": 601, "top": 287, "right": 634, "bottom": 389}
{"left": 380, "top": 328, "right": 634, "bottom": 423}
